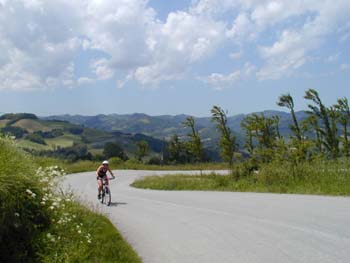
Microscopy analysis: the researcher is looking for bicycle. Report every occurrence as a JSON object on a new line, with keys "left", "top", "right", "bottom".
{"left": 101, "top": 177, "right": 114, "bottom": 206}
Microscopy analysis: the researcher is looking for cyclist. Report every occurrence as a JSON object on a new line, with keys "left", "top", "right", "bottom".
{"left": 96, "top": 160, "right": 115, "bottom": 199}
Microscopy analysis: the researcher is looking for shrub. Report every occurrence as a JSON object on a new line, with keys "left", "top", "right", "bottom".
{"left": 26, "top": 133, "right": 46, "bottom": 145}
{"left": 109, "top": 157, "right": 124, "bottom": 166}
{"left": 148, "top": 156, "right": 162, "bottom": 165}
{"left": 0, "top": 126, "right": 28, "bottom": 139}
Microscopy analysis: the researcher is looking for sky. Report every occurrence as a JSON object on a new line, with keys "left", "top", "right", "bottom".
{"left": 0, "top": 0, "right": 349, "bottom": 117}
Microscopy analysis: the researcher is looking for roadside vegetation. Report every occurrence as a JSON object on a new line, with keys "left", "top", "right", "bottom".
{"left": 35, "top": 156, "right": 227, "bottom": 174}
{"left": 0, "top": 136, "right": 141, "bottom": 263}
{"left": 133, "top": 89, "right": 350, "bottom": 196}
{"left": 132, "top": 159, "right": 350, "bottom": 195}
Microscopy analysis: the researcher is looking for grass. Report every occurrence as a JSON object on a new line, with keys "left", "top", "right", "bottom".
{"left": 37, "top": 202, "right": 141, "bottom": 263}
{"left": 132, "top": 159, "right": 350, "bottom": 196}
{"left": 0, "top": 136, "right": 141, "bottom": 263}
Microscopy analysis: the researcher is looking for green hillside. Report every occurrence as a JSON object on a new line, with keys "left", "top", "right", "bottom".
{"left": 47, "top": 111, "right": 308, "bottom": 148}
{"left": 0, "top": 113, "right": 165, "bottom": 159}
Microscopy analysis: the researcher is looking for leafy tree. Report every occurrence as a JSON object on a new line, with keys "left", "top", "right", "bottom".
{"left": 304, "top": 89, "right": 339, "bottom": 158}
{"left": 182, "top": 116, "right": 204, "bottom": 162}
{"left": 302, "top": 115, "right": 323, "bottom": 154}
{"left": 277, "top": 93, "right": 302, "bottom": 141}
{"left": 167, "top": 134, "right": 189, "bottom": 164}
{"left": 334, "top": 97, "right": 350, "bottom": 156}
{"left": 136, "top": 140, "right": 149, "bottom": 162}
{"left": 211, "top": 106, "right": 237, "bottom": 166}
{"left": 241, "top": 115, "right": 255, "bottom": 154}
{"left": 103, "top": 142, "right": 128, "bottom": 160}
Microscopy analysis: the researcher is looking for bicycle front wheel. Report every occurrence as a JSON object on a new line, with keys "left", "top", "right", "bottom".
{"left": 105, "top": 187, "right": 111, "bottom": 206}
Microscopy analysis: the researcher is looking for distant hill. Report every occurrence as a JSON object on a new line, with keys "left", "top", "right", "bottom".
{"left": 46, "top": 110, "right": 309, "bottom": 148}
{"left": 0, "top": 113, "right": 165, "bottom": 157}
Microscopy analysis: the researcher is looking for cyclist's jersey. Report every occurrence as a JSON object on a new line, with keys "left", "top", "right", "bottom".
{"left": 97, "top": 166, "right": 108, "bottom": 178}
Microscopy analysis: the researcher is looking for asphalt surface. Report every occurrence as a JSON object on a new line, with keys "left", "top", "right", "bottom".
{"left": 63, "top": 170, "right": 350, "bottom": 263}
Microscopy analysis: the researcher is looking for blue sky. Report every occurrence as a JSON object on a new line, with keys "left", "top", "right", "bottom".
{"left": 0, "top": 0, "right": 349, "bottom": 116}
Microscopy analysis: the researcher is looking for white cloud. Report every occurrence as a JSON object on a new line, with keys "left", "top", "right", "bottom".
{"left": 0, "top": 0, "right": 349, "bottom": 91}
{"left": 255, "top": 0, "right": 350, "bottom": 79}
{"left": 0, "top": 0, "right": 82, "bottom": 90}
{"left": 199, "top": 62, "right": 255, "bottom": 90}
{"left": 340, "top": 64, "right": 350, "bottom": 71}
{"left": 133, "top": 11, "right": 226, "bottom": 85}
{"left": 229, "top": 51, "right": 242, "bottom": 59}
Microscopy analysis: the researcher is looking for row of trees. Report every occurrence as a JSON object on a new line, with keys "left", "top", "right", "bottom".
{"left": 240, "top": 89, "right": 350, "bottom": 163}
{"left": 166, "top": 107, "right": 237, "bottom": 165}
{"left": 167, "top": 89, "right": 350, "bottom": 165}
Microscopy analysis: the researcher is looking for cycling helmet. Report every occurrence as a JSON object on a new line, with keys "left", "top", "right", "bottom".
{"left": 102, "top": 160, "right": 109, "bottom": 165}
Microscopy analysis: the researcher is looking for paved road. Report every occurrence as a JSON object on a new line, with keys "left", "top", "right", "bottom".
{"left": 63, "top": 170, "right": 350, "bottom": 263}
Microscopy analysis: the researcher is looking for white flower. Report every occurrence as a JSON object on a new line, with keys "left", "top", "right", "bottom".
{"left": 14, "top": 212, "right": 20, "bottom": 217}
{"left": 26, "top": 189, "right": 33, "bottom": 195}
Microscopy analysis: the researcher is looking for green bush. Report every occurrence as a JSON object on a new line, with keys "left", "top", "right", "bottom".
{"left": 0, "top": 137, "right": 50, "bottom": 262}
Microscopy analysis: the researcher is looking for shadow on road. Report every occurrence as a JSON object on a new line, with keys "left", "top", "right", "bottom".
{"left": 109, "top": 202, "right": 128, "bottom": 207}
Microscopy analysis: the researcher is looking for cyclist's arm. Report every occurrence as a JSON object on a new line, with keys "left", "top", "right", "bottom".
{"left": 108, "top": 168, "right": 115, "bottom": 179}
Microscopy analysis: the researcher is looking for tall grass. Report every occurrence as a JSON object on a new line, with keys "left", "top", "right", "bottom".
{"left": 0, "top": 137, "right": 141, "bottom": 263}
{"left": 132, "top": 159, "right": 350, "bottom": 196}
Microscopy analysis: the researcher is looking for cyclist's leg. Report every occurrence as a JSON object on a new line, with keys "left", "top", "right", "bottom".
{"left": 97, "top": 178, "right": 103, "bottom": 198}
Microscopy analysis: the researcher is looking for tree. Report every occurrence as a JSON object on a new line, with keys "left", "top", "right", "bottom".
{"left": 334, "top": 97, "right": 350, "bottom": 156}
{"left": 302, "top": 115, "right": 323, "bottom": 153}
{"left": 277, "top": 93, "right": 302, "bottom": 141}
{"left": 304, "top": 89, "right": 339, "bottom": 158}
{"left": 182, "top": 116, "right": 204, "bottom": 162}
{"left": 136, "top": 140, "right": 149, "bottom": 162}
{"left": 103, "top": 142, "right": 128, "bottom": 160}
{"left": 241, "top": 115, "right": 255, "bottom": 154}
{"left": 211, "top": 106, "right": 237, "bottom": 166}
{"left": 167, "top": 134, "right": 192, "bottom": 164}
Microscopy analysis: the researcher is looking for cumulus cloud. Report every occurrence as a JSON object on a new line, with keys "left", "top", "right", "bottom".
{"left": 199, "top": 62, "right": 255, "bottom": 90}
{"left": 0, "top": 0, "right": 349, "bottom": 90}
{"left": 133, "top": 11, "right": 226, "bottom": 85}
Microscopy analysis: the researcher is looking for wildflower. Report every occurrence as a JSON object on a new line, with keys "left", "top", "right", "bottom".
{"left": 26, "top": 189, "right": 33, "bottom": 195}
{"left": 14, "top": 212, "right": 20, "bottom": 217}
{"left": 49, "top": 206, "right": 54, "bottom": 210}
{"left": 78, "top": 230, "right": 81, "bottom": 234}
